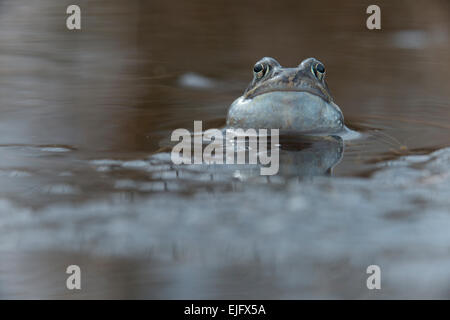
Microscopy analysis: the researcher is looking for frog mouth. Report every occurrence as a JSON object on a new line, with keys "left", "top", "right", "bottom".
{"left": 249, "top": 88, "right": 332, "bottom": 103}
{"left": 244, "top": 81, "right": 332, "bottom": 103}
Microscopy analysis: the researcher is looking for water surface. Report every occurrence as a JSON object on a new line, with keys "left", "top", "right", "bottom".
{"left": 0, "top": 0, "right": 449, "bottom": 298}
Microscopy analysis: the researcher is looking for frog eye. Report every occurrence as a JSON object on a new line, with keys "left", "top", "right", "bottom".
{"left": 253, "top": 63, "right": 267, "bottom": 79}
{"left": 312, "top": 63, "right": 325, "bottom": 80}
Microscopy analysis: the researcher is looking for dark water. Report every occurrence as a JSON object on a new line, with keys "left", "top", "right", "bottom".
{"left": 0, "top": 0, "right": 449, "bottom": 298}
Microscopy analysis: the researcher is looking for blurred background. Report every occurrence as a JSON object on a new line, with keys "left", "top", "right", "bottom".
{"left": 0, "top": 0, "right": 449, "bottom": 298}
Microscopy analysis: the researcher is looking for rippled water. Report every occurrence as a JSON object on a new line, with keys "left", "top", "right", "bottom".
{"left": 0, "top": 0, "right": 449, "bottom": 298}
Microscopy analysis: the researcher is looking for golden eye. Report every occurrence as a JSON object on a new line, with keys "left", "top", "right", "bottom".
{"left": 312, "top": 63, "right": 325, "bottom": 80}
{"left": 253, "top": 63, "right": 266, "bottom": 79}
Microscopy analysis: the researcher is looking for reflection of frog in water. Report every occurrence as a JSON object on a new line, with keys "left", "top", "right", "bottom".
{"left": 227, "top": 57, "right": 348, "bottom": 135}
{"left": 275, "top": 133, "right": 343, "bottom": 177}
{"left": 206, "top": 133, "right": 344, "bottom": 180}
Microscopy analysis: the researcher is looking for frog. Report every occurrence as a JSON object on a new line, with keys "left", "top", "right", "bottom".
{"left": 226, "top": 57, "right": 346, "bottom": 134}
